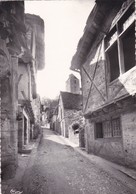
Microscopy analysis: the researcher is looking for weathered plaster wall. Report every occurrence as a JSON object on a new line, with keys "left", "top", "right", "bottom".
{"left": 58, "top": 95, "right": 65, "bottom": 136}
{"left": 1, "top": 54, "right": 18, "bottom": 179}
{"left": 85, "top": 119, "right": 125, "bottom": 165}
{"left": 85, "top": 103, "right": 136, "bottom": 168}
{"left": 108, "top": 67, "right": 136, "bottom": 101}
{"left": 18, "top": 63, "right": 29, "bottom": 100}
{"left": 68, "top": 126, "right": 79, "bottom": 145}
{"left": 25, "top": 14, "right": 45, "bottom": 70}
{"left": 18, "top": 114, "right": 24, "bottom": 152}
{"left": 51, "top": 114, "right": 57, "bottom": 131}
{"left": 66, "top": 75, "right": 80, "bottom": 94}
{"left": 82, "top": 56, "right": 136, "bottom": 116}
{"left": 122, "top": 110, "right": 136, "bottom": 169}
{"left": 64, "top": 109, "right": 74, "bottom": 138}
{"left": 72, "top": 0, "right": 135, "bottom": 168}
{"left": 81, "top": 59, "right": 107, "bottom": 114}
{"left": 31, "top": 96, "right": 41, "bottom": 123}
{"left": 81, "top": 1, "right": 135, "bottom": 115}
{"left": 65, "top": 110, "right": 83, "bottom": 144}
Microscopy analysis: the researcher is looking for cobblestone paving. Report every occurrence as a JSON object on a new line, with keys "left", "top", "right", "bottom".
{"left": 20, "top": 129, "right": 135, "bottom": 194}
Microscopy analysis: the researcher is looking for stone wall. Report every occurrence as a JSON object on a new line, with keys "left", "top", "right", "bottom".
{"left": 85, "top": 101, "right": 136, "bottom": 168}
{"left": 122, "top": 109, "right": 136, "bottom": 169}
{"left": 18, "top": 116, "right": 23, "bottom": 152}
{"left": 66, "top": 74, "right": 80, "bottom": 94}
{"left": 58, "top": 95, "right": 65, "bottom": 136}
{"left": 85, "top": 119, "right": 125, "bottom": 165}
{"left": 1, "top": 54, "right": 18, "bottom": 179}
{"left": 81, "top": 57, "right": 136, "bottom": 116}
{"left": 25, "top": 14, "right": 45, "bottom": 70}
{"left": 64, "top": 109, "right": 74, "bottom": 138}
{"left": 68, "top": 126, "right": 79, "bottom": 146}
{"left": 80, "top": 1, "right": 136, "bottom": 168}
{"left": 18, "top": 63, "right": 29, "bottom": 100}
{"left": 81, "top": 59, "right": 106, "bottom": 114}
{"left": 0, "top": 1, "right": 45, "bottom": 180}
{"left": 65, "top": 110, "right": 84, "bottom": 145}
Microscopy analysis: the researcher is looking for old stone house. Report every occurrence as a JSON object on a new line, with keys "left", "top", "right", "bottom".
{"left": 71, "top": 0, "right": 136, "bottom": 168}
{"left": 18, "top": 13, "right": 44, "bottom": 152}
{"left": 0, "top": 1, "right": 27, "bottom": 179}
{"left": 0, "top": 1, "right": 45, "bottom": 179}
{"left": 57, "top": 91, "right": 82, "bottom": 138}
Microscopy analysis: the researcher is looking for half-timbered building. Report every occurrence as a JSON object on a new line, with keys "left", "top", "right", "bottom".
{"left": 71, "top": 0, "right": 136, "bottom": 168}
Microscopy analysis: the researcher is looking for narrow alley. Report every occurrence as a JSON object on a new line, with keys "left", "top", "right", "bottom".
{"left": 4, "top": 128, "right": 136, "bottom": 194}
{"left": 1, "top": 1, "right": 136, "bottom": 194}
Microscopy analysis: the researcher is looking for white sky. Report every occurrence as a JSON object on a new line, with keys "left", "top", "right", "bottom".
{"left": 25, "top": 0, "right": 95, "bottom": 99}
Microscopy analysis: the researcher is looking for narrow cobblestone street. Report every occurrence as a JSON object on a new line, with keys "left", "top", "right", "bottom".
{"left": 5, "top": 128, "right": 134, "bottom": 194}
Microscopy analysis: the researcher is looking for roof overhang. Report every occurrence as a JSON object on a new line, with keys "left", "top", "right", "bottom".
{"left": 70, "top": 0, "right": 126, "bottom": 71}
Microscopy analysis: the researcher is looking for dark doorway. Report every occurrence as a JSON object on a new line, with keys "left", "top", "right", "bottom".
{"left": 24, "top": 116, "right": 27, "bottom": 145}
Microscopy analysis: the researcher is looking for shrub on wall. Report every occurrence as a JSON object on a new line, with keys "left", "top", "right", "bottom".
{"left": 72, "top": 122, "right": 80, "bottom": 134}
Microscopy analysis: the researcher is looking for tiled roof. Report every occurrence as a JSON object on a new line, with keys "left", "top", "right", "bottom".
{"left": 60, "top": 91, "right": 82, "bottom": 110}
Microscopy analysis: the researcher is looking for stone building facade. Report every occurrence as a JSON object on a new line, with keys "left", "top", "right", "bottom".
{"left": 18, "top": 13, "right": 44, "bottom": 152}
{"left": 57, "top": 91, "right": 82, "bottom": 139}
{"left": 0, "top": 1, "right": 45, "bottom": 179}
{"left": 66, "top": 74, "right": 80, "bottom": 94}
{"left": 0, "top": 1, "right": 27, "bottom": 179}
{"left": 71, "top": 0, "right": 136, "bottom": 168}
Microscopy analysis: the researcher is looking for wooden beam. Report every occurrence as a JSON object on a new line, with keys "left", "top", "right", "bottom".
{"left": 114, "top": 101, "right": 123, "bottom": 109}
{"left": 83, "top": 42, "right": 104, "bottom": 113}
{"left": 102, "top": 107, "right": 109, "bottom": 113}
{"left": 83, "top": 66, "right": 106, "bottom": 103}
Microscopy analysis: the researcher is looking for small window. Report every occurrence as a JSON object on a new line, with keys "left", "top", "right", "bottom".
{"left": 95, "top": 117, "right": 121, "bottom": 139}
{"left": 103, "top": 120, "right": 112, "bottom": 138}
{"left": 112, "top": 118, "right": 121, "bottom": 137}
{"left": 95, "top": 122, "right": 103, "bottom": 139}
{"left": 121, "top": 23, "right": 135, "bottom": 72}
{"left": 106, "top": 42, "right": 120, "bottom": 82}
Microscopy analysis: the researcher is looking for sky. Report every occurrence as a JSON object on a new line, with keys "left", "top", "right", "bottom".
{"left": 25, "top": 0, "right": 95, "bottom": 99}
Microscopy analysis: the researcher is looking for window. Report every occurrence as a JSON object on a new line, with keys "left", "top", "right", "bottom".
{"left": 95, "top": 122, "right": 103, "bottom": 138}
{"left": 105, "top": 2, "right": 135, "bottom": 82}
{"left": 106, "top": 42, "right": 120, "bottom": 81}
{"left": 112, "top": 118, "right": 121, "bottom": 137}
{"left": 121, "top": 23, "right": 135, "bottom": 72}
{"left": 103, "top": 120, "right": 112, "bottom": 138}
{"left": 95, "top": 118, "right": 121, "bottom": 139}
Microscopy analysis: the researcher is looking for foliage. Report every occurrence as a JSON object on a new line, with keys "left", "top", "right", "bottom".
{"left": 72, "top": 122, "right": 80, "bottom": 130}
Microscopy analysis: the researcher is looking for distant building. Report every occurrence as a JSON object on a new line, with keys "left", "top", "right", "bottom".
{"left": 49, "top": 99, "right": 59, "bottom": 130}
{"left": 57, "top": 91, "right": 82, "bottom": 139}
{"left": 71, "top": 0, "right": 136, "bottom": 168}
{"left": 66, "top": 74, "right": 80, "bottom": 94}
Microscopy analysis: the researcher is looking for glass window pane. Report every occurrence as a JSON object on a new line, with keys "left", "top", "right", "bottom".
{"left": 121, "top": 23, "right": 135, "bottom": 72}
{"left": 106, "top": 42, "right": 120, "bottom": 82}
{"left": 103, "top": 121, "right": 112, "bottom": 138}
{"left": 112, "top": 118, "right": 121, "bottom": 137}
